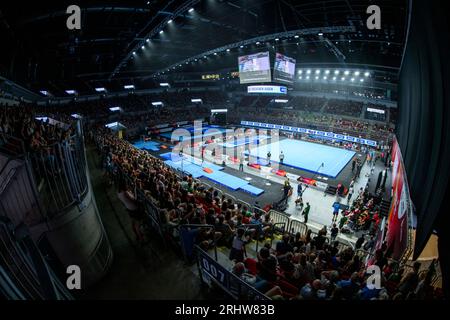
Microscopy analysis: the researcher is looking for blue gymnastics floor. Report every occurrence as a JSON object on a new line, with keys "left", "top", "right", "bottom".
{"left": 133, "top": 141, "right": 161, "bottom": 151}
{"left": 245, "top": 139, "right": 355, "bottom": 178}
{"left": 159, "top": 127, "right": 232, "bottom": 141}
{"left": 162, "top": 153, "right": 264, "bottom": 196}
{"left": 220, "top": 135, "right": 269, "bottom": 148}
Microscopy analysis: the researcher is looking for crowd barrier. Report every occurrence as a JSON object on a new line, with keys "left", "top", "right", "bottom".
{"left": 29, "top": 126, "right": 88, "bottom": 217}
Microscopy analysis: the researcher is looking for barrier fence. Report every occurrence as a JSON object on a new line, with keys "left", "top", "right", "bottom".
{"left": 28, "top": 127, "right": 88, "bottom": 217}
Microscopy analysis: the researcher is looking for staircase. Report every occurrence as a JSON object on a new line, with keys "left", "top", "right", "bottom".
{"left": 324, "top": 185, "right": 337, "bottom": 196}
{"left": 380, "top": 199, "right": 392, "bottom": 217}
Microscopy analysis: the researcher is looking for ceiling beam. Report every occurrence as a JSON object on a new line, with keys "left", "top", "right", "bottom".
{"left": 147, "top": 26, "right": 356, "bottom": 78}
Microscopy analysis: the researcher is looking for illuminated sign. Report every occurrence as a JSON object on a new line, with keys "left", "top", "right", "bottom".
{"left": 247, "top": 85, "right": 287, "bottom": 94}
{"left": 201, "top": 74, "right": 220, "bottom": 80}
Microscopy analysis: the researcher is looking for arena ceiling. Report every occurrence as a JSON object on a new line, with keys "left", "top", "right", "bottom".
{"left": 0, "top": 0, "right": 408, "bottom": 96}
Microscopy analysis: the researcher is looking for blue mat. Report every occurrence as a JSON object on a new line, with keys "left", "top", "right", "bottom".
{"left": 221, "top": 135, "right": 269, "bottom": 148}
{"left": 159, "top": 127, "right": 232, "bottom": 141}
{"left": 245, "top": 138, "right": 355, "bottom": 178}
{"left": 240, "top": 184, "right": 265, "bottom": 196}
{"left": 163, "top": 155, "right": 264, "bottom": 195}
{"left": 133, "top": 141, "right": 161, "bottom": 151}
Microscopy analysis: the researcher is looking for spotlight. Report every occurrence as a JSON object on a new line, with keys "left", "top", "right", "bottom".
{"left": 344, "top": 70, "right": 350, "bottom": 75}
{"left": 315, "top": 69, "right": 320, "bottom": 74}
{"left": 275, "top": 38, "right": 279, "bottom": 41}
{"left": 318, "top": 32, "right": 323, "bottom": 36}
{"left": 298, "top": 70, "right": 303, "bottom": 74}
{"left": 146, "top": 38, "right": 150, "bottom": 42}
{"left": 325, "top": 70, "right": 330, "bottom": 74}
{"left": 159, "top": 30, "right": 163, "bottom": 34}
{"left": 188, "top": 8, "right": 194, "bottom": 12}
{"left": 306, "top": 76, "right": 310, "bottom": 80}
{"left": 132, "top": 51, "right": 136, "bottom": 55}
{"left": 332, "top": 76, "right": 337, "bottom": 81}
{"left": 323, "top": 76, "right": 327, "bottom": 80}
{"left": 226, "top": 48, "right": 230, "bottom": 52}
{"left": 168, "top": 19, "right": 173, "bottom": 24}
{"left": 315, "top": 76, "right": 319, "bottom": 80}
{"left": 299, "top": 76, "right": 303, "bottom": 80}
{"left": 354, "top": 71, "right": 360, "bottom": 76}
{"left": 364, "top": 72, "right": 370, "bottom": 77}
{"left": 141, "top": 46, "right": 145, "bottom": 49}
{"left": 360, "top": 78, "right": 364, "bottom": 82}
{"left": 294, "top": 35, "right": 299, "bottom": 38}
{"left": 341, "top": 77, "right": 345, "bottom": 81}
{"left": 351, "top": 78, "right": 355, "bottom": 82}
{"left": 240, "top": 45, "right": 244, "bottom": 48}
{"left": 334, "top": 70, "right": 339, "bottom": 75}
{"left": 306, "top": 69, "right": 311, "bottom": 74}
{"left": 214, "top": 52, "right": 217, "bottom": 55}
{"left": 256, "top": 41, "right": 260, "bottom": 45}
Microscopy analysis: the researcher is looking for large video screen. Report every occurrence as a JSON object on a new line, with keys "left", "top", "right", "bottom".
{"left": 273, "top": 53, "right": 296, "bottom": 84}
{"left": 238, "top": 52, "right": 271, "bottom": 84}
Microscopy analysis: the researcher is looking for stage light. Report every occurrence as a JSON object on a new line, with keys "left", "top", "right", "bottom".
{"left": 299, "top": 76, "right": 303, "bottom": 80}
{"left": 344, "top": 70, "right": 350, "bottom": 75}
{"left": 315, "top": 69, "right": 320, "bottom": 74}
{"left": 334, "top": 70, "right": 339, "bottom": 75}
{"left": 315, "top": 76, "right": 319, "bottom": 80}
{"left": 298, "top": 70, "right": 303, "bottom": 74}
{"left": 360, "top": 78, "right": 364, "bottom": 82}
{"left": 325, "top": 70, "right": 330, "bottom": 74}
{"left": 275, "top": 38, "right": 279, "bottom": 41}
{"left": 294, "top": 35, "right": 299, "bottom": 38}
{"left": 141, "top": 46, "right": 145, "bottom": 49}
{"left": 188, "top": 8, "right": 194, "bottom": 12}
{"left": 146, "top": 38, "right": 150, "bottom": 42}
{"left": 323, "top": 76, "right": 327, "bottom": 80}
{"left": 351, "top": 78, "right": 355, "bottom": 82}
{"left": 354, "top": 71, "right": 360, "bottom": 76}
{"left": 318, "top": 32, "right": 323, "bottom": 36}
{"left": 240, "top": 45, "right": 244, "bottom": 48}
{"left": 214, "top": 52, "right": 217, "bottom": 55}
{"left": 124, "top": 85, "right": 135, "bottom": 89}
{"left": 39, "top": 90, "right": 49, "bottom": 96}
{"left": 203, "top": 55, "right": 206, "bottom": 58}
{"left": 65, "top": 90, "right": 76, "bottom": 95}
{"left": 364, "top": 71, "right": 370, "bottom": 77}
{"left": 160, "top": 83, "right": 170, "bottom": 87}
{"left": 132, "top": 51, "right": 136, "bottom": 55}
{"left": 168, "top": 19, "right": 173, "bottom": 24}
{"left": 341, "top": 77, "right": 345, "bottom": 81}
{"left": 226, "top": 48, "right": 230, "bottom": 52}
{"left": 256, "top": 41, "right": 260, "bottom": 44}
{"left": 95, "top": 87, "right": 106, "bottom": 92}
{"left": 306, "top": 69, "right": 311, "bottom": 74}
{"left": 159, "top": 30, "right": 163, "bottom": 34}
{"left": 306, "top": 76, "right": 310, "bottom": 80}
{"left": 332, "top": 76, "right": 337, "bottom": 81}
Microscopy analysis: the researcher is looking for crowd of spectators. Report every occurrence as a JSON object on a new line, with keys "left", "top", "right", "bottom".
{"left": 0, "top": 104, "right": 74, "bottom": 154}
{"left": 94, "top": 128, "right": 441, "bottom": 301}
{"left": 289, "top": 96, "right": 327, "bottom": 112}
{"left": 325, "top": 99, "right": 364, "bottom": 117}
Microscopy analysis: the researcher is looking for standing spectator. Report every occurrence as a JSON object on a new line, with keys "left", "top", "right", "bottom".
{"left": 302, "top": 203, "right": 310, "bottom": 223}
{"left": 330, "top": 223, "right": 339, "bottom": 241}
{"left": 229, "top": 228, "right": 248, "bottom": 262}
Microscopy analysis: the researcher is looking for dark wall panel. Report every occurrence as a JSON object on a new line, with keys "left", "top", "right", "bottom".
{"left": 397, "top": 0, "right": 450, "bottom": 295}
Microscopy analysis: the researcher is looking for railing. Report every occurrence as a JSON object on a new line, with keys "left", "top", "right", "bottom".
{"left": 0, "top": 217, "right": 72, "bottom": 300}
{"left": 195, "top": 245, "right": 269, "bottom": 300}
{"left": 28, "top": 131, "right": 88, "bottom": 217}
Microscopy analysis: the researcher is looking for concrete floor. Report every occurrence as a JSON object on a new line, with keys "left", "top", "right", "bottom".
{"left": 77, "top": 145, "right": 206, "bottom": 300}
